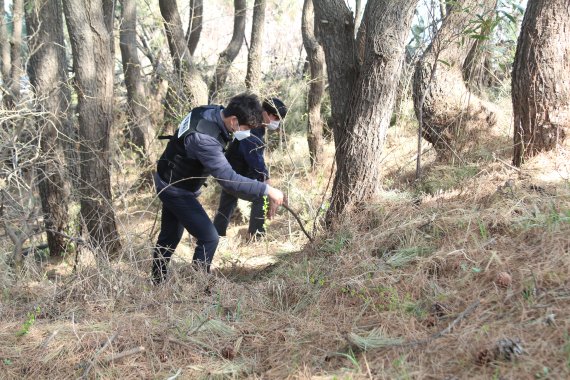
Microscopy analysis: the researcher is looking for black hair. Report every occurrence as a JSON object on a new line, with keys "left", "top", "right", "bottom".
{"left": 262, "top": 97, "right": 288, "bottom": 119}
{"left": 224, "top": 92, "right": 264, "bottom": 128}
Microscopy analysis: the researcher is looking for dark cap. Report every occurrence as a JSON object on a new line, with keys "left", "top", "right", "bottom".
{"left": 262, "top": 97, "right": 287, "bottom": 119}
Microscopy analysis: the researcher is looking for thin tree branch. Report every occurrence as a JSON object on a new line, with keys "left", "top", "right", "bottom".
{"left": 282, "top": 203, "right": 314, "bottom": 242}
{"left": 102, "top": 346, "right": 145, "bottom": 363}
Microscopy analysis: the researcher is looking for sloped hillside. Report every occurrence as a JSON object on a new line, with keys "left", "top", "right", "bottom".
{"left": 1, "top": 116, "right": 569, "bottom": 379}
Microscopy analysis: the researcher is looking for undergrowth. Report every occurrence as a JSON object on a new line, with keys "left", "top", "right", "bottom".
{"left": 1, "top": 101, "right": 569, "bottom": 379}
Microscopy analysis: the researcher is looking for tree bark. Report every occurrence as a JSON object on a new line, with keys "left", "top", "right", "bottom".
{"left": 312, "top": 0, "right": 358, "bottom": 147}
{"left": 512, "top": 0, "right": 570, "bottom": 166}
{"left": 4, "top": 0, "right": 23, "bottom": 108}
{"left": 245, "top": 0, "right": 266, "bottom": 91}
{"left": 63, "top": 0, "right": 121, "bottom": 256}
{"left": 412, "top": 0, "right": 498, "bottom": 160}
{"left": 186, "top": 0, "right": 203, "bottom": 56}
{"left": 26, "top": 0, "right": 72, "bottom": 258}
{"left": 119, "top": 0, "right": 151, "bottom": 160}
{"left": 0, "top": 0, "right": 11, "bottom": 91}
{"left": 102, "top": 0, "right": 115, "bottom": 56}
{"left": 313, "top": 0, "right": 418, "bottom": 222}
{"left": 159, "top": 0, "right": 207, "bottom": 128}
{"left": 209, "top": 0, "right": 247, "bottom": 101}
{"left": 301, "top": 0, "right": 324, "bottom": 168}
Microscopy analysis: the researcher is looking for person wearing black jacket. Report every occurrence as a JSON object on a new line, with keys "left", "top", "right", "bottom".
{"left": 151, "top": 93, "right": 284, "bottom": 284}
{"left": 213, "top": 98, "right": 287, "bottom": 239}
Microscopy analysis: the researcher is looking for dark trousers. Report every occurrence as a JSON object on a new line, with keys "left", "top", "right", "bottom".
{"left": 152, "top": 190, "right": 219, "bottom": 283}
{"left": 213, "top": 190, "right": 266, "bottom": 237}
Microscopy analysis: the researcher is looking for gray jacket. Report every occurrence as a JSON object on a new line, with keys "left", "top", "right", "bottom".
{"left": 155, "top": 106, "right": 268, "bottom": 200}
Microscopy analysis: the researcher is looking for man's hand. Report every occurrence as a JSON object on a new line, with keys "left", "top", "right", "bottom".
{"left": 266, "top": 185, "right": 284, "bottom": 219}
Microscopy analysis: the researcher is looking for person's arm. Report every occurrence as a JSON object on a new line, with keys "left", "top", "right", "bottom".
{"left": 188, "top": 133, "right": 266, "bottom": 198}
{"left": 187, "top": 133, "right": 283, "bottom": 215}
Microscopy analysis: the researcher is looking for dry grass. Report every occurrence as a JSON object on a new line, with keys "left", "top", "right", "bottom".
{"left": 1, "top": 105, "right": 570, "bottom": 379}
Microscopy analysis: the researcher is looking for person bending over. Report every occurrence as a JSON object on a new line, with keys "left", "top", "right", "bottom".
{"left": 151, "top": 93, "right": 284, "bottom": 284}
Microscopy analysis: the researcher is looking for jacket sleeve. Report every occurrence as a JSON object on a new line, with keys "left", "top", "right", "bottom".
{"left": 186, "top": 133, "right": 267, "bottom": 198}
{"left": 239, "top": 136, "right": 268, "bottom": 181}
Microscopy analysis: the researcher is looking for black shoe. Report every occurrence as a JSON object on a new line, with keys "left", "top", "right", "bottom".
{"left": 151, "top": 260, "right": 167, "bottom": 285}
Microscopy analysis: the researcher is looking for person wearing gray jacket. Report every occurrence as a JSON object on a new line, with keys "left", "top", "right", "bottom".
{"left": 151, "top": 93, "right": 284, "bottom": 284}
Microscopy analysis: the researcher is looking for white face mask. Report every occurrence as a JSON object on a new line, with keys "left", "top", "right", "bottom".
{"left": 233, "top": 123, "right": 251, "bottom": 141}
{"left": 267, "top": 120, "right": 280, "bottom": 131}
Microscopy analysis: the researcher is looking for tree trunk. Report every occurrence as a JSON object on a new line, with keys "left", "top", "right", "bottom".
{"left": 102, "top": 0, "right": 115, "bottom": 55}
{"left": 413, "top": 0, "right": 498, "bottom": 161}
{"left": 63, "top": 0, "right": 121, "bottom": 257}
{"left": 313, "top": 0, "right": 418, "bottom": 222}
{"left": 463, "top": 37, "right": 488, "bottom": 94}
{"left": 186, "top": 0, "right": 203, "bottom": 56}
{"left": 512, "top": 0, "right": 570, "bottom": 166}
{"left": 26, "top": 0, "right": 72, "bottom": 258}
{"left": 119, "top": 0, "right": 151, "bottom": 160}
{"left": 245, "top": 0, "right": 266, "bottom": 91}
{"left": 439, "top": 0, "right": 448, "bottom": 19}
{"left": 462, "top": 3, "right": 496, "bottom": 96}
{"left": 301, "top": 0, "right": 324, "bottom": 168}
{"left": 313, "top": 0, "right": 358, "bottom": 147}
{"left": 354, "top": 0, "right": 364, "bottom": 36}
{"left": 209, "top": 0, "right": 247, "bottom": 101}
{"left": 0, "top": 0, "right": 11, "bottom": 90}
{"left": 4, "top": 0, "right": 23, "bottom": 109}
{"left": 159, "top": 0, "right": 207, "bottom": 128}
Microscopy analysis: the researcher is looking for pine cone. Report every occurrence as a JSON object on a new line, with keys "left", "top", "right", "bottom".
{"left": 475, "top": 348, "right": 496, "bottom": 366}
{"left": 431, "top": 302, "right": 450, "bottom": 317}
{"left": 496, "top": 272, "right": 512, "bottom": 288}
{"left": 158, "top": 351, "right": 169, "bottom": 362}
{"left": 424, "top": 315, "right": 437, "bottom": 327}
{"left": 221, "top": 346, "right": 236, "bottom": 360}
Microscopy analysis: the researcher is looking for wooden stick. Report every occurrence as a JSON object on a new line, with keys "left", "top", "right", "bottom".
{"left": 40, "top": 330, "right": 59, "bottom": 349}
{"left": 102, "top": 346, "right": 145, "bottom": 364}
{"left": 282, "top": 203, "right": 314, "bottom": 242}
{"left": 413, "top": 299, "right": 480, "bottom": 345}
{"left": 156, "top": 336, "right": 193, "bottom": 349}
{"left": 492, "top": 153, "right": 521, "bottom": 172}
{"left": 81, "top": 330, "right": 120, "bottom": 378}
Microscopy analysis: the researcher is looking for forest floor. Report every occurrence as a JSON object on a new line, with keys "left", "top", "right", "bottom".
{"left": 1, "top": 101, "right": 569, "bottom": 379}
